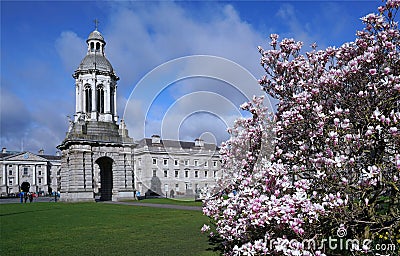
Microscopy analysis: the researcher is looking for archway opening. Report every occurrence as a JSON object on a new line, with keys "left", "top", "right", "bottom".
{"left": 95, "top": 157, "right": 113, "bottom": 201}
{"left": 21, "top": 182, "right": 30, "bottom": 193}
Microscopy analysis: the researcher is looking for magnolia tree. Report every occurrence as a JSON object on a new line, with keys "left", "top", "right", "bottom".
{"left": 202, "top": 1, "right": 399, "bottom": 255}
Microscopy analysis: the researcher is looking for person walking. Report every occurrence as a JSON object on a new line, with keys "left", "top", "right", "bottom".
{"left": 29, "top": 192, "right": 33, "bottom": 203}
{"left": 24, "top": 192, "right": 28, "bottom": 203}
{"left": 20, "top": 191, "right": 23, "bottom": 204}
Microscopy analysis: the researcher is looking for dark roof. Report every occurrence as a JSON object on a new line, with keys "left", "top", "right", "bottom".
{"left": 41, "top": 154, "right": 61, "bottom": 161}
{"left": 137, "top": 138, "right": 219, "bottom": 151}
{"left": 0, "top": 152, "right": 15, "bottom": 159}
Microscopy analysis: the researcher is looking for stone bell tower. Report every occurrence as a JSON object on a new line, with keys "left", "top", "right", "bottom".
{"left": 58, "top": 26, "right": 136, "bottom": 202}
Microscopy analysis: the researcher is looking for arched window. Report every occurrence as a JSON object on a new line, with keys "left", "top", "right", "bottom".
{"left": 90, "top": 42, "right": 95, "bottom": 52}
{"left": 85, "top": 85, "right": 92, "bottom": 113}
{"left": 97, "top": 86, "right": 104, "bottom": 113}
{"left": 96, "top": 42, "right": 100, "bottom": 52}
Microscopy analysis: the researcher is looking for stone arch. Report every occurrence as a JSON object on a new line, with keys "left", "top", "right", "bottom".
{"left": 95, "top": 156, "right": 113, "bottom": 201}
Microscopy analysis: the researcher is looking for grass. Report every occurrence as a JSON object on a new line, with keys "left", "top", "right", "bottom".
{"left": 0, "top": 202, "right": 218, "bottom": 256}
{"left": 133, "top": 198, "right": 203, "bottom": 207}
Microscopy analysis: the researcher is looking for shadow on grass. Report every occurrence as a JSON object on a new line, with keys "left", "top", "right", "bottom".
{"left": 0, "top": 207, "right": 60, "bottom": 217}
{"left": 206, "top": 234, "right": 224, "bottom": 254}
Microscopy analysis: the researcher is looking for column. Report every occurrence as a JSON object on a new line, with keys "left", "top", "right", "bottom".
{"left": 113, "top": 84, "right": 117, "bottom": 121}
{"left": 91, "top": 80, "right": 97, "bottom": 120}
{"left": 105, "top": 81, "right": 111, "bottom": 114}
{"left": 77, "top": 82, "right": 83, "bottom": 114}
{"left": 84, "top": 152, "right": 93, "bottom": 190}
{"left": 16, "top": 165, "right": 19, "bottom": 185}
{"left": 2, "top": 165, "right": 5, "bottom": 185}
{"left": 43, "top": 165, "right": 47, "bottom": 185}
{"left": 75, "top": 83, "right": 80, "bottom": 114}
{"left": 32, "top": 165, "right": 36, "bottom": 186}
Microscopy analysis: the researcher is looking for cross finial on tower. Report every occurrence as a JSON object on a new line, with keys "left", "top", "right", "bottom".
{"left": 94, "top": 18, "right": 99, "bottom": 31}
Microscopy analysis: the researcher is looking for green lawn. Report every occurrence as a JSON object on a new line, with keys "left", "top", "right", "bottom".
{"left": 133, "top": 198, "right": 203, "bottom": 207}
{"left": 0, "top": 202, "right": 218, "bottom": 256}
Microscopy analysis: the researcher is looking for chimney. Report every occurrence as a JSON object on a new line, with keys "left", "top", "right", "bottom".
{"left": 151, "top": 135, "right": 161, "bottom": 145}
{"left": 2, "top": 147, "right": 6, "bottom": 153}
{"left": 195, "top": 138, "right": 204, "bottom": 148}
{"left": 38, "top": 149, "right": 44, "bottom": 155}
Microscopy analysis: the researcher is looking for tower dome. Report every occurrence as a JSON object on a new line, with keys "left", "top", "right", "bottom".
{"left": 87, "top": 29, "right": 105, "bottom": 43}
{"left": 73, "top": 29, "right": 118, "bottom": 77}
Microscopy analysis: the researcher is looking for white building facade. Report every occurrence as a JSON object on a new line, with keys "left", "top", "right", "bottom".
{"left": 0, "top": 149, "right": 60, "bottom": 197}
{"left": 134, "top": 136, "right": 221, "bottom": 199}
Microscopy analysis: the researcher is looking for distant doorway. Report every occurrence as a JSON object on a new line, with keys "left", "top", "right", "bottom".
{"left": 95, "top": 157, "right": 113, "bottom": 201}
{"left": 21, "top": 182, "right": 30, "bottom": 192}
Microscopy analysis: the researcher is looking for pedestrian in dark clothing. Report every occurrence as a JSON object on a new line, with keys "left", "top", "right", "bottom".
{"left": 24, "top": 193, "right": 28, "bottom": 203}
{"left": 20, "top": 192, "right": 23, "bottom": 203}
{"left": 29, "top": 193, "right": 33, "bottom": 203}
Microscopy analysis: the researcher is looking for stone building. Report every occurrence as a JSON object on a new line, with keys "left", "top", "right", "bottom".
{"left": 57, "top": 28, "right": 136, "bottom": 202}
{"left": 134, "top": 135, "right": 221, "bottom": 198}
{"left": 1, "top": 27, "right": 222, "bottom": 202}
{"left": 0, "top": 148, "right": 60, "bottom": 197}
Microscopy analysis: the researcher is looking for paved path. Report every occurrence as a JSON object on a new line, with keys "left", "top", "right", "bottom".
{"left": 0, "top": 198, "right": 204, "bottom": 211}
{"left": 102, "top": 201, "right": 203, "bottom": 211}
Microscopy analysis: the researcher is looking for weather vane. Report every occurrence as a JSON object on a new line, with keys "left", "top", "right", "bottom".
{"left": 94, "top": 18, "right": 99, "bottom": 30}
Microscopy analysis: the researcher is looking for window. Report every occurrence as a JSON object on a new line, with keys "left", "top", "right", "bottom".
{"left": 214, "top": 171, "right": 217, "bottom": 177}
{"left": 184, "top": 160, "right": 189, "bottom": 166}
{"left": 205, "top": 171, "right": 208, "bottom": 178}
{"left": 97, "top": 86, "right": 105, "bottom": 113}
{"left": 163, "top": 159, "right": 168, "bottom": 166}
{"left": 23, "top": 167, "right": 28, "bottom": 175}
{"left": 85, "top": 86, "right": 92, "bottom": 113}
{"left": 153, "top": 170, "right": 157, "bottom": 177}
{"left": 38, "top": 178, "right": 42, "bottom": 184}
{"left": 175, "top": 184, "right": 179, "bottom": 192}
{"left": 174, "top": 160, "right": 179, "bottom": 166}
{"left": 138, "top": 158, "right": 142, "bottom": 166}
{"left": 204, "top": 161, "right": 208, "bottom": 167}
{"left": 213, "top": 161, "right": 217, "bottom": 167}
{"left": 38, "top": 170, "right": 42, "bottom": 176}
{"left": 194, "top": 160, "right": 198, "bottom": 167}
{"left": 185, "top": 170, "right": 189, "bottom": 178}
{"left": 8, "top": 165, "right": 12, "bottom": 168}
{"left": 195, "top": 171, "right": 198, "bottom": 178}
{"left": 164, "top": 170, "right": 168, "bottom": 178}
{"left": 175, "top": 171, "right": 179, "bottom": 178}
{"left": 152, "top": 158, "right": 157, "bottom": 165}
{"left": 8, "top": 170, "right": 12, "bottom": 176}
{"left": 9, "top": 178, "right": 13, "bottom": 185}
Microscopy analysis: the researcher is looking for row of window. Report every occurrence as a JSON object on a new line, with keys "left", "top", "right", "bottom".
{"left": 7, "top": 178, "right": 43, "bottom": 186}
{"left": 138, "top": 183, "right": 208, "bottom": 193}
{"left": 152, "top": 169, "right": 217, "bottom": 178}
{"left": 7, "top": 168, "right": 44, "bottom": 176}
{"left": 137, "top": 158, "right": 218, "bottom": 167}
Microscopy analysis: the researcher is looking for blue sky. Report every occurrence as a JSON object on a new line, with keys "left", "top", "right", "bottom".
{"left": 1, "top": 0, "right": 380, "bottom": 154}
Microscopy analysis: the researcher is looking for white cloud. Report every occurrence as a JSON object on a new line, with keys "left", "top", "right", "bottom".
{"left": 55, "top": 31, "right": 86, "bottom": 73}
{"left": 52, "top": 2, "right": 270, "bottom": 146}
